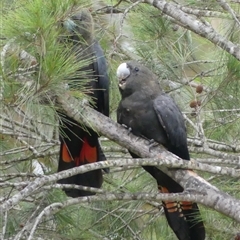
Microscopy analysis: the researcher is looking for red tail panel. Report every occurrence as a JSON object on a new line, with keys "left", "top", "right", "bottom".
{"left": 163, "top": 201, "right": 180, "bottom": 213}
{"left": 160, "top": 186, "right": 194, "bottom": 213}
{"left": 160, "top": 186, "right": 183, "bottom": 214}
{"left": 62, "top": 143, "right": 72, "bottom": 162}
{"left": 160, "top": 186, "right": 169, "bottom": 193}
{"left": 75, "top": 137, "right": 97, "bottom": 166}
{"left": 181, "top": 201, "right": 194, "bottom": 210}
{"left": 158, "top": 185, "right": 205, "bottom": 240}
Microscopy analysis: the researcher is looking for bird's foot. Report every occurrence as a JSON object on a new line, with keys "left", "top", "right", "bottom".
{"left": 148, "top": 139, "right": 159, "bottom": 152}
{"left": 122, "top": 124, "right": 132, "bottom": 135}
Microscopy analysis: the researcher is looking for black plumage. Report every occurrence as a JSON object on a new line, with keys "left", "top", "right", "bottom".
{"left": 57, "top": 9, "right": 109, "bottom": 197}
{"left": 116, "top": 61, "right": 205, "bottom": 240}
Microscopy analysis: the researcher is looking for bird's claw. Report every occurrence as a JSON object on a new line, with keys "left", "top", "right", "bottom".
{"left": 148, "top": 139, "right": 159, "bottom": 152}
{"left": 122, "top": 124, "right": 132, "bottom": 135}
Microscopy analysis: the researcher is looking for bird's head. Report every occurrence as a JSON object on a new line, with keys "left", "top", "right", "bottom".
{"left": 62, "top": 9, "right": 94, "bottom": 44}
{"left": 116, "top": 61, "right": 161, "bottom": 97}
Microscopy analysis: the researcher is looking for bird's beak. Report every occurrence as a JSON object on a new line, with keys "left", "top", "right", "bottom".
{"left": 62, "top": 18, "right": 77, "bottom": 32}
{"left": 116, "top": 63, "right": 130, "bottom": 89}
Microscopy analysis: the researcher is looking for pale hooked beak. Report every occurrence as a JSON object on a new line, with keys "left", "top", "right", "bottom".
{"left": 116, "top": 62, "right": 130, "bottom": 88}
{"left": 62, "top": 18, "right": 77, "bottom": 32}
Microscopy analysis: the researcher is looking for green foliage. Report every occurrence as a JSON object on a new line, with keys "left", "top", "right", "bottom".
{"left": 1, "top": 0, "right": 240, "bottom": 239}
{"left": 0, "top": 1, "right": 95, "bottom": 237}
{"left": 1, "top": 0, "right": 92, "bottom": 105}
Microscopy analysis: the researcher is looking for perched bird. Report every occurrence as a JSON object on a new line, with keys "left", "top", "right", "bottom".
{"left": 57, "top": 9, "right": 109, "bottom": 197}
{"left": 116, "top": 61, "right": 205, "bottom": 240}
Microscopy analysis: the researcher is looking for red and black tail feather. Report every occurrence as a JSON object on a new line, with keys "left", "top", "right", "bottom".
{"left": 77, "top": 137, "right": 98, "bottom": 165}
{"left": 57, "top": 120, "right": 104, "bottom": 197}
{"left": 141, "top": 164, "right": 205, "bottom": 240}
{"left": 159, "top": 186, "right": 205, "bottom": 240}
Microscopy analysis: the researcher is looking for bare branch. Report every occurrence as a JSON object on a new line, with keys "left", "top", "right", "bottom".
{"left": 55, "top": 92, "right": 240, "bottom": 222}
{"left": 174, "top": 3, "right": 228, "bottom": 18}
{"left": 23, "top": 191, "right": 204, "bottom": 240}
{"left": 216, "top": 0, "right": 240, "bottom": 26}
{"left": 1, "top": 210, "right": 8, "bottom": 240}
{"left": 144, "top": 0, "right": 240, "bottom": 60}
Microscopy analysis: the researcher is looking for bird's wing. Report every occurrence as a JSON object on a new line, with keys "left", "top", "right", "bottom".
{"left": 153, "top": 94, "right": 205, "bottom": 239}
{"left": 93, "top": 41, "right": 109, "bottom": 117}
{"left": 153, "top": 93, "right": 190, "bottom": 160}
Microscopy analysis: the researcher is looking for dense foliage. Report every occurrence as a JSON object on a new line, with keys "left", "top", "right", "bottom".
{"left": 1, "top": 0, "right": 240, "bottom": 239}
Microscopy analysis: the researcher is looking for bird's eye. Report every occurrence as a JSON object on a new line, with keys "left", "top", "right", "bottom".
{"left": 72, "top": 16, "right": 82, "bottom": 21}
{"left": 134, "top": 67, "right": 139, "bottom": 72}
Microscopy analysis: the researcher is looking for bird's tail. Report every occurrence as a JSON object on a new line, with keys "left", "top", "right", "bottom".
{"left": 159, "top": 186, "right": 205, "bottom": 240}
{"left": 57, "top": 132, "right": 104, "bottom": 197}
{"left": 131, "top": 153, "right": 205, "bottom": 240}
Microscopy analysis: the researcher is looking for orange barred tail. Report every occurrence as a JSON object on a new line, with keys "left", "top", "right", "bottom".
{"left": 159, "top": 186, "right": 205, "bottom": 240}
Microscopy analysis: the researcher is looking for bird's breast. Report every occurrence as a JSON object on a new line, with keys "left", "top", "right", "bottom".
{"left": 117, "top": 99, "right": 168, "bottom": 145}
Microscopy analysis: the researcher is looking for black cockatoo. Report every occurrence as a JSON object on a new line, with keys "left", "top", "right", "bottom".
{"left": 57, "top": 9, "right": 109, "bottom": 197}
{"left": 116, "top": 61, "right": 205, "bottom": 240}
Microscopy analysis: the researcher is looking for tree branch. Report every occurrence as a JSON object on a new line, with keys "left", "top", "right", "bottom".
{"left": 18, "top": 191, "right": 204, "bottom": 240}
{"left": 1, "top": 90, "right": 240, "bottom": 223}
{"left": 56, "top": 92, "right": 240, "bottom": 222}
{"left": 144, "top": 0, "right": 240, "bottom": 60}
